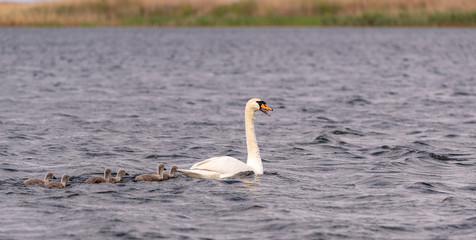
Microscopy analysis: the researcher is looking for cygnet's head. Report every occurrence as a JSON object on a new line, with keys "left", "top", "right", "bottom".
{"left": 104, "top": 168, "right": 112, "bottom": 177}
{"left": 158, "top": 163, "right": 165, "bottom": 172}
{"left": 247, "top": 98, "right": 273, "bottom": 116}
{"left": 117, "top": 169, "right": 127, "bottom": 177}
{"left": 62, "top": 175, "right": 70, "bottom": 182}
{"left": 45, "top": 172, "right": 56, "bottom": 180}
{"left": 170, "top": 166, "right": 178, "bottom": 174}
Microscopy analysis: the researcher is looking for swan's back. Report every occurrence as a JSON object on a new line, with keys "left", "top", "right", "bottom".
{"left": 190, "top": 156, "right": 254, "bottom": 178}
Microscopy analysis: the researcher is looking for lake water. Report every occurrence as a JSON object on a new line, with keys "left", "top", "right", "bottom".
{"left": 1, "top": 27, "right": 476, "bottom": 239}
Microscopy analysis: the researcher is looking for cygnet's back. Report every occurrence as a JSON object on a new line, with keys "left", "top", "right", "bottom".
{"left": 162, "top": 166, "right": 178, "bottom": 180}
{"left": 108, "top": 169, "right": 126, "bottom": 183}
{"left": 135, "top": 163, "right": 164, "bottom": 182}
{"left": 85, "top": 168, "right": 111, "bottom": 183}
{"left": 45, "top": 174, "right": 70, "bottom": 188}
{"left": 24, "top": 172, "right": 55, "bottom": 185}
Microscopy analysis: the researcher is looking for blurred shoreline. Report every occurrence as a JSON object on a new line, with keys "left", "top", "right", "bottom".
{"left": 1, "top": 0, "right": 476, "bottom": 27}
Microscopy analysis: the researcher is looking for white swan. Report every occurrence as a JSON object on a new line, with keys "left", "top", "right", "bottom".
{"left": 178, "top": 98, "right": 272, "bottom": 179}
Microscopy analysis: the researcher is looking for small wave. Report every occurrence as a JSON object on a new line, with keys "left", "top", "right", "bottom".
{"left": 429, "top": 153, "right": 464, "bottom": 162}
{"left": 370, "top": 151, "right": 387, "bottom": 156}
{"left": 1, "top": 168, "right": 20, "bottom": 174}
{"left": 330, "top": 129, "right": 364, "bottom": 136}
{"left": 347, "top": 96, "right": 371, "bottom": 105}
{"left": 7, "top": 134, "right": 39, "bottom": 141}
{"left": 110, "top": 231, "right": 137, "bottom": 239}
{"left": 183, "top": 121, "right": 217, "bottom": 126}
{"left": 264, "top": 171, "right": 279, "bottom": 176}
{"left": 291, "top": 146, "right": 306, "bottom": 152}
{"left": 145, "top": 154, "right": 185, "bottom": 159}
{"left": 453, "top": 91, "right": 474, "bottom": 96}
{"left": 46, "top": 144, "right": 67, "bottom": 152}
{"left": 314, "top": 134, "right": 331, "bottom": 144}
{"left": 300, "top": 107, "right": 324, "bottom": 113}
{"left": 225, "top": 196, "right": 248, "bottom": 202}
{"left": 96, "top": 190, "right": 118, "bottom": 194}
{"left": 113, "top": 147, "right": 136, "bottom": 153}
{"left": 413, "top": 141, "right": 430, "bottom": 146}
{"left": 66, "top": 193, "right": 81, "bottom": 198}
{"left": 85, "top": 152, "right": 118, "bottom": 157}
{"left": 445, "top": 134, "right": 459, "bottom": 138}
{"left": 141, "top": 232, "right": 167, "bottom": 238}
{"left": 379, "top": 225, "right": 412, "bottom": 232}
{"left": 407, "top": 182, "right": 450, "bottom": 195}
{"left": 52, "top": 113, "right": 80, "bottom": 119}
{"left": 315, "top": 116, "right": 337, "bottom": 123}
{"left": 170, "top": 227, "right": 197, "bottom": 233}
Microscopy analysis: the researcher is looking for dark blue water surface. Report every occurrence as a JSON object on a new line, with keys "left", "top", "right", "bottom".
{"left": 1, "top": 27, "right": 476, "bottom": 239}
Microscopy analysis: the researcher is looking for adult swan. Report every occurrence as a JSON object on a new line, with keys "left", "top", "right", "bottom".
{"left": 178, "top": 98, "right": 272, "bottom": 179}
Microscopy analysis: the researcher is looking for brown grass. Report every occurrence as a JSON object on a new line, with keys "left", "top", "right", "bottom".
{"left": 1, "top": 0, "right": 476, "bottom": 26}
{"left": 344, "top": 0, "right": 476, "bottom": 13}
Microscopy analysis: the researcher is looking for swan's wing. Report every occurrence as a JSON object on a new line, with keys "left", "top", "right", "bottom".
{"left": 189, "top": 156, "right": 254, "bottom": 178}
{"left": 190, "top": 156, "right": 229, "bottom": 169}
{"left": 177, "top": 169, "right": 221, "bottom": 179}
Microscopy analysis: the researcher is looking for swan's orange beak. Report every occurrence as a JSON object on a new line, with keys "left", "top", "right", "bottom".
{"left": 260, "top": 103, "right": 273, "bottom": 116}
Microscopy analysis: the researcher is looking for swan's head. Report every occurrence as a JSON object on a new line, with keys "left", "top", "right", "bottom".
{"left": 247, "top": 98, "right": 273, "bottom": 116}
{"left": 170, "top": 165, "right": 178, "bottom": 174}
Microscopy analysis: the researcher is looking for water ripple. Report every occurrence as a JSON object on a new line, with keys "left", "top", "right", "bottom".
{"left": 1, "top": 28, "right": 476, "bottom": 240}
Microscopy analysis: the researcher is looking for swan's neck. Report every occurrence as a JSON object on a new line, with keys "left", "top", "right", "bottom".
{"left": 245, "top": 108, "right": 263, "bottom": 174}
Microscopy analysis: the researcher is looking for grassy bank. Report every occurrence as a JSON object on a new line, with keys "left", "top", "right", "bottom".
{"left": 1, "top": 0, "right": 476, "bottom": 26}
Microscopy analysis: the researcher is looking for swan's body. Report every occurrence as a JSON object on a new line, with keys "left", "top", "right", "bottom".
{"left": 162, "top": 166, "right": 178, "bottom": 180}
{"left": 108, "top": 169, "right": 126, "bottom": 183}
{"left": 178, "top": 98, "right": 272, "bottom": 179}
{"left": 85, "top": 168, "right": 111, "bottom": 184}
{"left": 135, "top": 163, "right": 165, "bottom": 182}
{"left": 45, "top": 174, "right": 70, "bottom": 188}
{"left": 24, "top": 172, "right": 56, "bottom": 185}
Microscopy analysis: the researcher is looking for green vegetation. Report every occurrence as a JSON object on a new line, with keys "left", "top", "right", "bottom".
{"left": 119, "top": 11, "right": 476, "bottom": 27}
{"left": 1, "top": 0, "right": 476, "bottom": 26}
